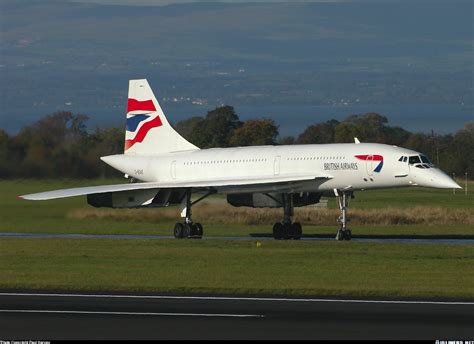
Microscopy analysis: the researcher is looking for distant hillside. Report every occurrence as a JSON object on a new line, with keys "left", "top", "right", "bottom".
{"left": 1, "top": 0, "right": 472, "bottom": 133}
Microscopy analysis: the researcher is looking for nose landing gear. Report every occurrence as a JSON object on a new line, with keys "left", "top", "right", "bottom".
{"left": 173, "top": 222, "right": 203, "bottom": 239}
{"left": 335, "top": 189, "right": 353, "bottom": 241}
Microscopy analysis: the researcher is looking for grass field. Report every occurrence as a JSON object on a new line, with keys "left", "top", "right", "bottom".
{"left": 1, "top": 179, "right": 473, "bottom": 299}
{"left": 1, "top": 238, "right": 473, "bottom": 299}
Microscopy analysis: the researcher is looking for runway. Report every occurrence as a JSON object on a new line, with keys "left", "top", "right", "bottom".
{"left": 0, "top": 293, "right": 473, "bottom": 339}
{"left": 1, "top": 232, "right": 474, "bottom": 245}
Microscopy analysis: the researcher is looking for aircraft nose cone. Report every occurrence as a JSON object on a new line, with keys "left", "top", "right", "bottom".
{"left": 426, "top": 169, "right": 462, "bottom": 189}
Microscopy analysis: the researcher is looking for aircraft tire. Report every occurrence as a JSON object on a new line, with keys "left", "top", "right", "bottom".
{"left": 282, "top": 223, "right": 291, "bottom": 240}
{"left": 273, "top": 223, "right": 284, "bottom": 240}
{"left": 292, "top": 222, "right": 302, "bottom": 240}
{"left": 335, "top": 228, "right": 351, "bottom": 241}
{"left": 183, "top": 223, "right": 193, "bottom": 238}
{"left": 174, "top": 223, "right": 185, "bottom": 239}
{"left": 194, "top": 223, "right": 203, "bottom": 239}
{"left": 345, "top": 229, "right": 352, "bottom": 241}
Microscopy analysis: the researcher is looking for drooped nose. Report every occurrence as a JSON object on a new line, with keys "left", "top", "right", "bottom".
{"left": 412, "top": 168, "right": 462, "bottom": 189}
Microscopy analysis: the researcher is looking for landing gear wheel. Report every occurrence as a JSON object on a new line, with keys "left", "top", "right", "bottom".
{"left": 183, "top": 223, "right": 193, "bottom": 238}
{"left": 272, "top": 194, "right": 304, "bottom": 240}
{"left": 273, "top": 222, "right": 284, "bottom": 240}
{"left": 335, "top": 190, "right": 354, "bottom": 242}
{"left": 174, "top": 223, "right": 185, "bottom": 239}
{"left": 192, "top": 223, "right": 203, "bottom": 239}
{"left": 291, "top": 222, "right": 302, "bottom": 240}
{"left": 335, "top": 228, "right": 352, "bottom": 241}
{"left": 345, "top": 229, "right": 352, "bottom": 241}
{"left": 282, "top": 223, "right": 291, "bottom": 240}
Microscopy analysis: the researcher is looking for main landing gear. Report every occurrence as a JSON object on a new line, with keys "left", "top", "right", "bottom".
{"left": 272, "top": 194, "right": 302, "bottom": 240}
{"left": 173, "top": 189, "right": 213, "bottom": 239}
{"left": 335, "top": 189, "right": 353, "bottom": 241}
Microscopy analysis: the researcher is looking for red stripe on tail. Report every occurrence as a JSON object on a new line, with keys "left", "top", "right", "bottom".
{"left": 127, "top": 98, "right": 157, "bottom": 113}
{"left": 125, "top": 116, "right": 163, "bottom": 150}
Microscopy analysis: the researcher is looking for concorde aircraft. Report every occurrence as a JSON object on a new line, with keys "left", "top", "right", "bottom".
{"left": 20, "top": 79, "right": 461, "bottom": 240}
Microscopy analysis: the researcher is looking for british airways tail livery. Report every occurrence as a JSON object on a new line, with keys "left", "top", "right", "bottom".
{"left": 124, "top": 79, "right": 198, "bottom": 155}
{"left": 20, "top": 79, "right": 461, "bottom": 241}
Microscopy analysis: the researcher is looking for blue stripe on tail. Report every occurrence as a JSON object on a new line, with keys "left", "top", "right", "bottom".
{"left": 126, "top": 114, "right": 150, "bottom": 132}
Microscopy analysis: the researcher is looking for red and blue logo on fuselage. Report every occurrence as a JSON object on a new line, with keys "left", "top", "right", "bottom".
{"left": 355, "top": 154, "right": 384, "bottom": 172}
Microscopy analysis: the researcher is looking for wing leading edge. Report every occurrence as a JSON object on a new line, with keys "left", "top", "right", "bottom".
{"left": 19, "top": 173, "right": 333, "bottom": 201}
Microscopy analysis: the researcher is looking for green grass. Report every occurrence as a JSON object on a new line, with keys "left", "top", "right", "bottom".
{"left": 1, "top": 179, "right": 473, "bottom": 299}
{"left": 341, "top": 181, "right": 473, "bottom": 209}
{"left": 1, "top": 179, "right": 473, "bottom": 236}
{"left": 0, "top": 238, "right": 472, "bottom": 299}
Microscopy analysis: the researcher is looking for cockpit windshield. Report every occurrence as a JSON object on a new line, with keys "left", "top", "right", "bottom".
{"left": 408, "top": 154, "right": 434, "bottom": 168}
{"left": 420, "top": 155, "right": 433, "bottom": 165}
{"left": 408, "top": 155, "right": 421, "bottom": 165}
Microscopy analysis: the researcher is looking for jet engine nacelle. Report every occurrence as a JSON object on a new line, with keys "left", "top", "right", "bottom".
{"left": 227, "top": 192, "right": 322, "bottom": 208}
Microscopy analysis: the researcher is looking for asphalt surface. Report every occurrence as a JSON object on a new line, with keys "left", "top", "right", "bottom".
{"left": 2, "top": 232, "right": 474, "bottom": 245}
{"left": 0, "top": 293, "right": 473, "bottom": 340}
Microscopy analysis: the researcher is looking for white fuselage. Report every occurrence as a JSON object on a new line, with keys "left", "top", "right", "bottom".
{"left": 101, "top": 143, "right": 459, "bottom": 193}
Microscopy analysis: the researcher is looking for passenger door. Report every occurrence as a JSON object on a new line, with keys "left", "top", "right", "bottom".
{"left": 274, "top": 156, "right": 281, "bottom": 176}
{"left": 171, "top": 160, "right": 177, "bottom": 180}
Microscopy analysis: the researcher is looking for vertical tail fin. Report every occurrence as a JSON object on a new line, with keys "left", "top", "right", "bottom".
{"left": 124, "top": 79, "right": 199, "bottom": 155}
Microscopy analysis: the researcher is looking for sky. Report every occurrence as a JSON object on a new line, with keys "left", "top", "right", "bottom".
{"left": 68, "top": 0, "right": 352, "bottom": 5}
{"left": 67, "top": 0, "right": 431, "bottom": 5}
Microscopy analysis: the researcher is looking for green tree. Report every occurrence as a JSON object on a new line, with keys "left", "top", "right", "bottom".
{"left": 344, "top": 112, "right": 388, "bottom": 142}
{"left": 175, "top": 106, "right": 243, "bottom": 148}
{"left": 229, "top": 119, "right": 278, "bottom": 146}
{"left": 201, "top": 105, "right": 243, "bottom": 148}
{"left": 81, "top": 127, "right": 124, "bottom": 178}
{"left": 2, "top": 110, "right": 472, "bottom": 180}
{"left": 277, "top": 136, "right": 295, "bottom": 145}
{"left": 334, "top": 122, "right": 360, "bottom": 143}
{"left": 383, "top": 126, "right": 411, "bottom": 146}
{"left": 332, "top": 112, "right": 410, "bottom": 144}
{"left": 0, "top": 129, "right": 13, "bottom": 177}
{"left": 404, "top": 132, "right": 429, "bottom": 152}
{"left": 448, "top": 121, "right": 474, "bottom": 176}
{"left": 296, "top": 119, "right": 339, "bottom": 144}
{"left": 174, "top": 116, "right": 204, "bottom": 146}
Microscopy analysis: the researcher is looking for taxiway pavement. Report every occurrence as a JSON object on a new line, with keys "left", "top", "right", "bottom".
{"left": 1, "top": 232, "right": 474, "bottom": 245}
{"left": 0, "top": 293, "right": 473, "bottom": 339}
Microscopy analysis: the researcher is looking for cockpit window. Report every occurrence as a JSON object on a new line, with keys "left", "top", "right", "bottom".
{"left": 409, "top": 155, "right": 421, "bottom": 165}
{"left": 420, "top": 155, "right": 433, "bottom": 165}
{"left": 409, "top": 154, "right": 434, "bottom": 168}
{"left": 399, "top": 156, "right": 409, "bottom": 163}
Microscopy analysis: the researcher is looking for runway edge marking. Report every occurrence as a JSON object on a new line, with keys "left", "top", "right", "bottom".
{"left": 0, "top": 309, "right": 264, "bottom": 318}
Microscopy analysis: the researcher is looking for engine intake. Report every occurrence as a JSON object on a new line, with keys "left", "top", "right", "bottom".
{"left": 227, "top": 192, "right": 322, "bottom": 208}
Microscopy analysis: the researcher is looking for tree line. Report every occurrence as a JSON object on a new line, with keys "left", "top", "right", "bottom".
{"left": 0, "top": 106, "right": 472, "bottom": 179}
